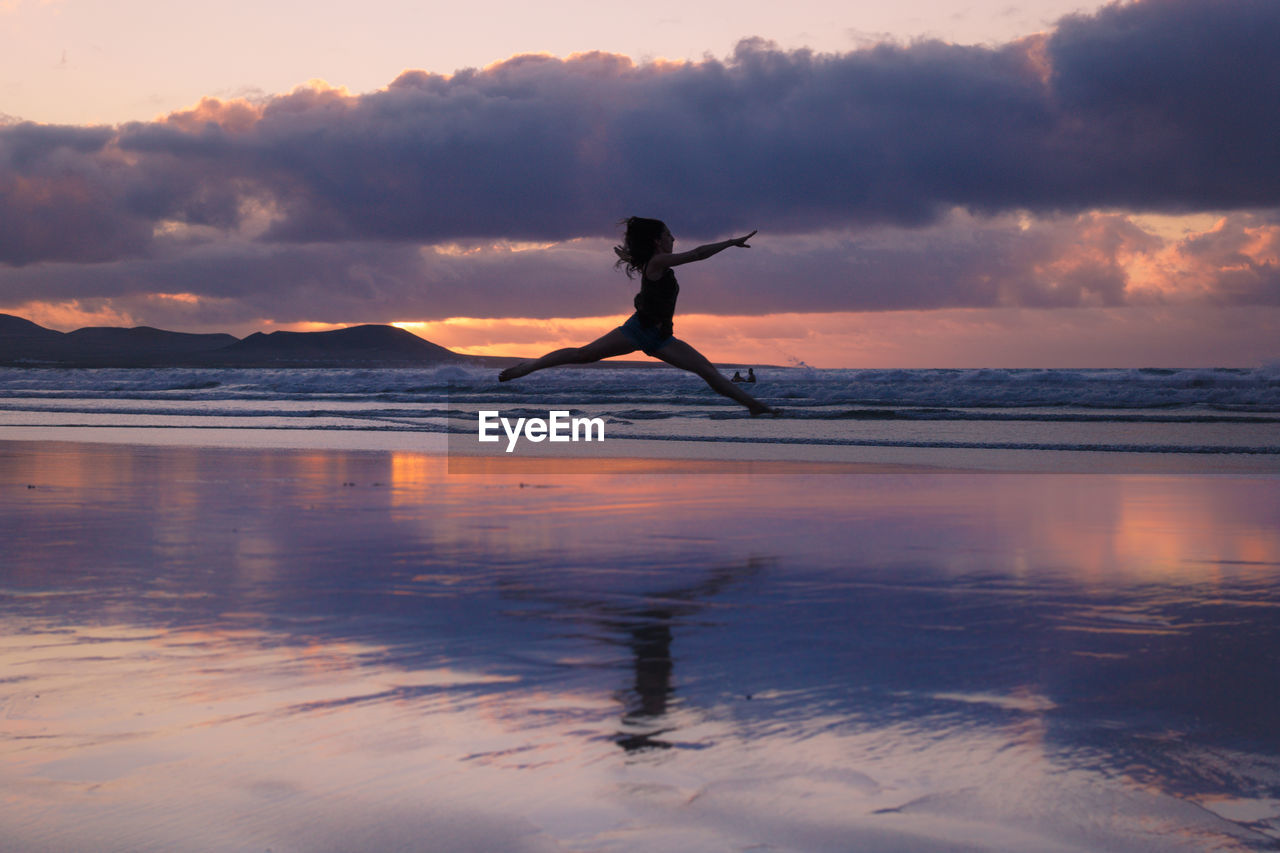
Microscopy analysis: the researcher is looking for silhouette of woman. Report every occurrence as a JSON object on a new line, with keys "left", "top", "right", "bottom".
{"left": 498, "top": 217, "right": 776, "bottom": 415}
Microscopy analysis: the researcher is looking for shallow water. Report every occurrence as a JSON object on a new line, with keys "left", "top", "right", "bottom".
{"left": 2, "top": 441, "right": 1279, "bottom": 851}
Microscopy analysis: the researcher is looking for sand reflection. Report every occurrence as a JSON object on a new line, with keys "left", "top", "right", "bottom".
{"left": 2, "top": 440, "right": 1279, "bottom": 850}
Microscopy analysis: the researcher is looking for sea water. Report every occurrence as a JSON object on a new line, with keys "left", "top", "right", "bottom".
{"left": 0, "top": 364, "right": 1276, "bottom": 470}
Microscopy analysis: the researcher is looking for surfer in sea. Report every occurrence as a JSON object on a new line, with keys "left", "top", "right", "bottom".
{"left": 498, "top": 217, "right": 777, "bottom": 415}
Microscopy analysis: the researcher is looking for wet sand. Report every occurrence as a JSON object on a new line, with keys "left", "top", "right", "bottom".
{"left": 2, "top": 438, "right": 1280, "bottom": 852}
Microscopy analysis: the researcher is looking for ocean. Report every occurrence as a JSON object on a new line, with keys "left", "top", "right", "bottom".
{"left": 1, "top": 364, "right": 1277, "bottom": 470}
{"left": 4, "top": 366, "right": 1280, "bottom": 850}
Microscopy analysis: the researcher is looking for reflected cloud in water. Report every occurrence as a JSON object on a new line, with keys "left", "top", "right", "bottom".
{"left": 2, "top": 440, "right": 1279, "bottom": 850}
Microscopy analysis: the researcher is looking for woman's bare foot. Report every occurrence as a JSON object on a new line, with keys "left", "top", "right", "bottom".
{"left": 498, "top": 363, "right": 532, "bottom": 382}
{"left": 749, "top": 403, "right": 781, "bottom": 417}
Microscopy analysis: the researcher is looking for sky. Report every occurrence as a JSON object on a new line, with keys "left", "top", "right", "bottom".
{"left": 2, "top": 0, "right": 1278, "bottom": 368}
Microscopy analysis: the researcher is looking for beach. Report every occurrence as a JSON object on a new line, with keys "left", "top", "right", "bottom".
{"left": 5, "top": 0, "right": 1280, "bottom": 846}
{"left": 3, "top": 435, "right": 1279, "bottom": 852}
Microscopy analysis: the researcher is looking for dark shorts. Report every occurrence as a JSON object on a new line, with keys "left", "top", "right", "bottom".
{"left": 619, "top": 313, "right": 674, "bottom": 356}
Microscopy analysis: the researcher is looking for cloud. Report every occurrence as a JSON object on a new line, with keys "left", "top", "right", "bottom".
{"left": 4, "top": 211, "right": 1277, "bottom": 333}
{"left": 1175, "top": 213, "right": 1280, "bottom": 305}
{"left": 668, "top": 210, "right": 1279, "bottom": 315}
{"left": 1, "top": 0, "right": 1278, "bottom": 371}
{"left": 0, "top": 123, "right": 151, "bottom": 264}
{"left": 1, "top": 0, "right": 1279, "bottom": 269}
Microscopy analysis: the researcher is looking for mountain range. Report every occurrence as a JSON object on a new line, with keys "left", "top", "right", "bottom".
{"left": 0, "top": 314, "right": 478, "bottom": 367}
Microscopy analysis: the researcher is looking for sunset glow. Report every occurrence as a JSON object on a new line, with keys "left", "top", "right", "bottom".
{"left": 2, "top": 0, "right": 1278, "bottom": 367}
{"left": 5, "top": 5, "right": 1280, "bottom": 849}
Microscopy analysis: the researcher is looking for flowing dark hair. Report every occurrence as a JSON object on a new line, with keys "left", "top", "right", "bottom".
{"left": 613, "top": 216, "right": 667, "bottom": 278}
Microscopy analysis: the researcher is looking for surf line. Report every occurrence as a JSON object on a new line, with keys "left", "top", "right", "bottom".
{"left": 477, "top": 410, "right": 606, "bottom": 453}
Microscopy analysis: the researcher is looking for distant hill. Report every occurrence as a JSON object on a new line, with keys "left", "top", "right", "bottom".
{"left": 217, "top": 324, "right": 462, "bottom": 365}
{"left": 0, "top": 314, "right": 64, "bottom": 342}
{"left": 0, "top": 314, "right": 80, "bottom": 363}
{"left": 0, "top": 314, "right": 467, "bottom": 367}
{"left": 66, "top": 326, "right": 240, "bottom": 357}
{"left": 0, "top": 313, "right": 769, "bottom": 371}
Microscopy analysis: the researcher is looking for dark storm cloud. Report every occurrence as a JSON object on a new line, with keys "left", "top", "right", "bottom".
{"left": 1, "top": 0, "right": 1278, "bottom": 270}
{"left": 1046, "top": 0, "right": 1280, "bottom": 210}
{"left": 0, "top": 123, "right": 152, "bottom": 264}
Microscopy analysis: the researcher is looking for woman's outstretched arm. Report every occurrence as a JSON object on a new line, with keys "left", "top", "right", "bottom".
{"left": 647, "top": 230, "right": 756, "bottom": 276}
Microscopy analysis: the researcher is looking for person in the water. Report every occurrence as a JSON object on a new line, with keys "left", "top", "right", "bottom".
{"left": 498, "top": 217, "right": 776, "bottom": 415}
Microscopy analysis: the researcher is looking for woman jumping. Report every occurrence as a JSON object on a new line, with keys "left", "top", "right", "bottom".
{"left": 498, "top": 217, "right": 776, "bottom": 415}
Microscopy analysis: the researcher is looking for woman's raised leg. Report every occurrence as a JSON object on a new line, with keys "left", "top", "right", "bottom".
{"left": 651, "top": 338, "right": 775, "bottom": 414}
{"left": 499, "top": 327, "right": 637, "bottom": 381}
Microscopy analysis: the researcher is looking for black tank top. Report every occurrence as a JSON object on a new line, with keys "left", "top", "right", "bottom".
{"left": 633, "top": 268, "right": 679, "bottom": 330}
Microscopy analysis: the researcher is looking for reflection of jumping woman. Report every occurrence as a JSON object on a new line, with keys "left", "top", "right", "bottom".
{"left": 498, "top": 217, "right": 776, "bottom": 415}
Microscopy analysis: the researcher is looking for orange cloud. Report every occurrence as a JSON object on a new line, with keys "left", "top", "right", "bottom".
{"left": 267, "top": 320, "right": 351, "bottom": 333}
{"left": 162, "top": 97, "right": 263, "bottom": 134}
{"left": 392, "top": 316, "right": 634, "bottom": 356}
{"left": 5, "top": 299, "right": 134, "bottom": 330}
